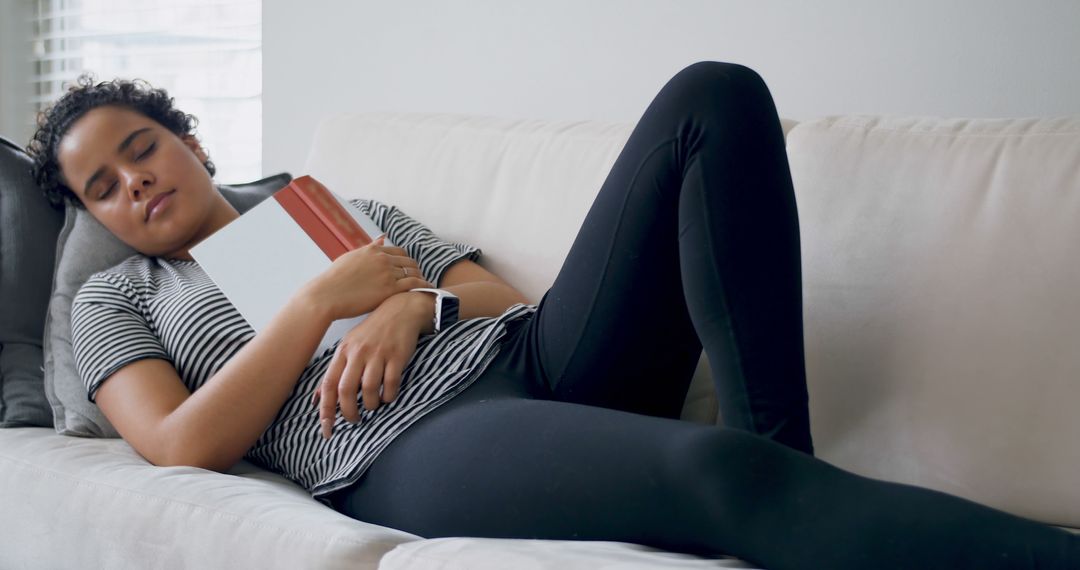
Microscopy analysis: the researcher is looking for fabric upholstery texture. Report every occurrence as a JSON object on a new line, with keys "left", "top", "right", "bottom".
{"left": 0, "top": 426, "right": 419, "bottom": 570}
{"left": 788, "top": 114, "right": 1080, "bottom": 528}
{"left": 0, "top": 135, "right": 64, "bottom": 428}
{"left": 378, "top": 537, "right": 756, "bottom": 569}
{"left": 3, "top": 110, "right": 1078, "bottom": 569}
{"left": 43, "top": 172, "right": 292, "bottom": 437}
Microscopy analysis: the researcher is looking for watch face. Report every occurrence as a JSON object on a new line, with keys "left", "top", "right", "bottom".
{"left": 440, "top": 294, "right": 460, "bottom": 329}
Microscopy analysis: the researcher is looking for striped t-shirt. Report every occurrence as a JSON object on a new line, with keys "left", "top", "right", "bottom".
{"left": 71, "top": 198, "right": 538, "bottom": 507}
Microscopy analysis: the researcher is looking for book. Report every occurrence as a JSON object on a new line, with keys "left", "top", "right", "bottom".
{"left": 190, "top": 175, "right": 394, "bottom": 361}
{"left": 272, "top": 175, "right": 375, "bottom": 259}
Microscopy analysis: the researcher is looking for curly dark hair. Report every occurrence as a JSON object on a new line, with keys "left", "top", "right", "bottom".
{"left": 26, "top": 72, "right": 215, "bottom": 209}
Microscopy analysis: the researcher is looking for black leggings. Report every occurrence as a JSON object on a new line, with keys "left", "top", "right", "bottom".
{"left": 326, "top": 61, "right": 1080, "bottom": 569}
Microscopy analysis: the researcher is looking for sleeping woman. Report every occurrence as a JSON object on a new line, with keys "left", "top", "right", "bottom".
{"left": 26, "top": 61, "right": 1080, "bottom": 569}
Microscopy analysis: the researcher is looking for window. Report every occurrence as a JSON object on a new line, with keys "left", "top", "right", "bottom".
{"left": 30, "top": 0, "right": 262, "bottom": 182}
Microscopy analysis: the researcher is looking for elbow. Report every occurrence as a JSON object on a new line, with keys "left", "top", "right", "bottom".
{"left": 158, "top": 415, "right": 244, "bottom": 472}
{"left": 164, "top": 443, "right": 234, "bottom": 473}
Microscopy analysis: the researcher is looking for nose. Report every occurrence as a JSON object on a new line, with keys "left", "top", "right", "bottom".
{"left": 121, "top": 167, "right": 154, "bottom": 201}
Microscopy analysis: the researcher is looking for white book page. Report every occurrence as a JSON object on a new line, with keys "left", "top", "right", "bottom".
{"left": 191, "top": 194, "right": 393, "bottom": 362}
{"left": 332, "top": 194, "right": 390, "bottom": 245}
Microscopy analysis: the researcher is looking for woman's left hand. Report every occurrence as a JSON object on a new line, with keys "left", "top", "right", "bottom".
{"left": 312, "top": 291, "right": 430, "bottom": 439}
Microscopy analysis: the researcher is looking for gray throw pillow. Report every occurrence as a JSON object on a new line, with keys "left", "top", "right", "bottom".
{"left": 43, "top": 172, "right": 291, "bottom": 437}
{"left": 0, "top": 135, "right": 66, "bottom": 428}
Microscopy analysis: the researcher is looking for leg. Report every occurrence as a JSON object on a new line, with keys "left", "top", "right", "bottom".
{"left": 325, "top": 379, "right": 1080, "bottom": 570}
{"left": 526, "top": 60, "right": 812, "bottom": 453}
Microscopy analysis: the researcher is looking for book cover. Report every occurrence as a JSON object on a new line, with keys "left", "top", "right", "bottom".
{"left": 190, "top": 175, "right": 394, "bottom": 361}
{"left": 273, "top": 175, "right": 374, "bottom": 260}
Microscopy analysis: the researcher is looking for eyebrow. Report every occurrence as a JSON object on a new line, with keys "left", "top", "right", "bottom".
{"left": 81, "top": 127, "right": 153, "bottom": 196}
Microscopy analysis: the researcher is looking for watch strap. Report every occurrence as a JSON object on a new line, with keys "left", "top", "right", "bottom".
{"left": 409, "top": 288, "right": 460, "bottom": 333}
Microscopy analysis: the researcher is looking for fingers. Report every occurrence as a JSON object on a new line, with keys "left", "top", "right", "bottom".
{"left": 366, "top": 235, "right": 415, "bottom": 261}
{"left": 337, "top": 355, "right": 365, "bottom": 424}
{"left": 361, "top": 235, "right": 425, "bottom": 279}
{"left": 398, "top": 276, "right": 434, "bottom": 292}
{"left": 360, "top": 357, "right": 385, "bottom": 412}
{"left": 384, "top": 254, "right": 428, "bottom": 287}
{"left": 382, "top": 359, "right": 402, "bottom": 404}
{"left": 311, "top": 305, "right": 416, "bottom": 440}
{"left": 314, "top": 350, "right": 402, "bottom": 440}
{"left": 384, "top": 253, "right": 422, "bottom": 274}
{"left": 366, "top": 234, "right": 408, "bottom": 258}
{"left": 318, "top": 349, "right": 348, "bottom": 439}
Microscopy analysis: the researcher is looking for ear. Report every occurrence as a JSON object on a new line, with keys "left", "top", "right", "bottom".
{"left": 180, "top": 134, "right": 210, "bottom": 163}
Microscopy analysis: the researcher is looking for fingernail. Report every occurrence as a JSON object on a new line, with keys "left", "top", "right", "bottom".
{"left": 321, "top": 418, "right": 332, "bottom": 439}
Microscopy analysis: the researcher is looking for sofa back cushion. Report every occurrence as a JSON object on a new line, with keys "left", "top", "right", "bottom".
{"left": 304, "top": 113, "right": 798, "bottom": 305}
{"left": 787, "top": 115, "right": 1080, "bottom": 528}
{"left": 0, "top": 135, "right": 64, "bottom": 428}
{"left": 44, "top": 173, "right": 291, "bottom": 437}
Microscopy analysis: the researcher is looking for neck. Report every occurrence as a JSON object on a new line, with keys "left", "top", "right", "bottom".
{"left": 166, "top": 193, "right": 240, "bottom": 261}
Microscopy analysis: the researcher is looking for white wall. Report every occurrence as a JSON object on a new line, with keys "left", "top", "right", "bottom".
{"left": 263, "top": 0, "right": 1080, "bottom": 178}
{"left": 0, "top": 0, "right": 34, "bottom": 148}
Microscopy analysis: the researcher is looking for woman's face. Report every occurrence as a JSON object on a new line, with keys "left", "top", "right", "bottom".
{"left": 56, "top": 105, "right": 235, "bottom": 260}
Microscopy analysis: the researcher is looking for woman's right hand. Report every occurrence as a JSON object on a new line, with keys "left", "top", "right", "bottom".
{"left": 298, "top": 234, "right": 434, "bottom": 322}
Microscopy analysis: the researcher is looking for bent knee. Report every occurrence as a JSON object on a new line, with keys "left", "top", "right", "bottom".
{"left": 671, "top": 61, "right": 769, "bottom": 98}
{"left": 654, "top": 61, "right": 776, "bottom": 128}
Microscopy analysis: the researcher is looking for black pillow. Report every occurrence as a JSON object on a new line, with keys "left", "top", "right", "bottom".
{"left": 0, "top": 135, "right": 65, "bottom": 428}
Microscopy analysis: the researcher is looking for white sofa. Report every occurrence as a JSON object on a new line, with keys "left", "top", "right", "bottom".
{"left": 2, "top": 110, "right": 1079, "bottom": 569}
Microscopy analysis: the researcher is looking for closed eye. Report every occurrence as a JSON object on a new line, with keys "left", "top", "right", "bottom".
{"left": 137, "top": 142, "right": 156, "bottom": 160}
{"left": 97, "top": 140, "right": 157, "bottom": 198}
{"left": 100, "top": 182, "right": 116, "bottom": 199}
{"left": 99, "top": 142, "right": 156, "bottom": 199}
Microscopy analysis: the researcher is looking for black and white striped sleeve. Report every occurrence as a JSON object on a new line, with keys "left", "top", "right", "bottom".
{"left": 71, "top": 273, "right": 171, "bottom": 403}
{"left": 349, "top": 198, "right": 482, "bottom": 287}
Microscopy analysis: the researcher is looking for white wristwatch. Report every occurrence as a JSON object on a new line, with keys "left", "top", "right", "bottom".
{"left": 408, "top": 288, "right": 460, "bottom": 333}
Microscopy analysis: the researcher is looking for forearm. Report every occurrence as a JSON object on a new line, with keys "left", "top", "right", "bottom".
{"left": 166, "top": 281, "right": 522, "bottom": 470}
{"left": 404, "top": 281, "right": 531, "bottom": 335}
{"left": 165, "top": 293, "right": 332, "bottom": 471}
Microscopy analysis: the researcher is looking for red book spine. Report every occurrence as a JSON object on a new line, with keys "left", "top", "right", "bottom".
{"left": 272, "top": 175, "right": 372, "bottom": 261}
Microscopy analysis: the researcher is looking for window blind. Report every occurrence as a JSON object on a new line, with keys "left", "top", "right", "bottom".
{"left": 30, "top": 0, "right": 262, "bottom": 182}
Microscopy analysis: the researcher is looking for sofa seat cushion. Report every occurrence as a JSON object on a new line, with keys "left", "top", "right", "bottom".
{"left": 0, "top": 427, "right": 418, "bottom": 569}
{"left": 379, "top": 537, "right": 760, "bottom": 569}
{"left": 378, "top": 526, "right": 1080, "bottom": 570}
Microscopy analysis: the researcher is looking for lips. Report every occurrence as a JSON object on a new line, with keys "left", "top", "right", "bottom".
{"left": 144, "top": 189, "right": 176, "bottom": 222}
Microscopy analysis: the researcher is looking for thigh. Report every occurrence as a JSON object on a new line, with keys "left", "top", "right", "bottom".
{"left": 525, "top": 61, "right": 791, "bottom": 420}
{"left": 326, "top": 388, "right": 1080, "bottom": 569}
{"left": 326, "top": 394, "right": 741, "bottom": 557}
{"left": 522, "top": 77, "right": 701, "bottom": 417}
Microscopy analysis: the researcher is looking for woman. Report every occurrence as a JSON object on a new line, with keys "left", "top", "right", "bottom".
{"left": 27, "top": 61, "right": 1079, "bottom": 569}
